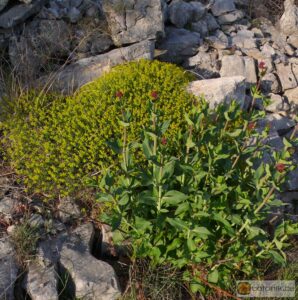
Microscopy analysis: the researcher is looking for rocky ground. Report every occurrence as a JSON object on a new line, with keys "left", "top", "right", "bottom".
{"left": 0, "top": 0, "right": 298, "bottom": 299}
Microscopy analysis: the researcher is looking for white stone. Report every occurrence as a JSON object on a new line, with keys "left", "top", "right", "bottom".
{"left": 188, "top": 76, "right": 246, "bottom": 108}
{"left": 220, "top": 55, "right": 257, "bottom": 86}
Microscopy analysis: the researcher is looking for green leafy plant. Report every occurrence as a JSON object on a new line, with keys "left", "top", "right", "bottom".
{"left": 1, "top": 60, "right": 194, "bottom": 195}
{"left": 97, "top": 97, "right": 298, "bottom": 295}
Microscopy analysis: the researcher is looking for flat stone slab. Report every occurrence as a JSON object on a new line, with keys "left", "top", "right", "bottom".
{"left": 41, "top": 39, "right": 155, "bottom": 93}
{"left": 188, "top": 76, "right": 246, "bottom": 108}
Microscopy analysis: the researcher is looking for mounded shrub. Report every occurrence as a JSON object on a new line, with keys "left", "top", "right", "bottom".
{"left": 1, "top": 60, "right": 195, "bottom": 195}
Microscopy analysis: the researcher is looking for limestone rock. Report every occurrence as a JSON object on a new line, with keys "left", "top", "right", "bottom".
{"left": 0, "top": 237, "right": 18, "bottom": 300}
{"left": 260, "top": 73, "right": 282, "bottom": 94}
{"left": 288, "top": 35, "right": 298, "bottom": 49}
{"left": 157, "top": 27, "right": 201, "bottom": 63}
{"left": 284, "top": 87, "right": 298, "bottom": 111}
{"left": 211, "top": 0, "right": 236, "bottom": 16}
{"left": 102, "top": 0, "right": 164, "bottom": 45}
{"left": 185, "top": 51, "right": 219, "bottom": 79}
{"left": 0, "top": 196, "right": 16, "bottom": 217}
{"left": 266, "top": 94, "right": 290, "bottom": 113}
{"left": 24, "top": 263, "right": 59, "bottom": 300}
{"left": 188, "top": 76, "right": 246, "bottom": 108}
{"left": 30, "top": 224, "right": 121, "bottom": 300}
{"left": 0, "top": 0, "right": 45, "bottom": 28}
{"left": 41, "top": 40, "right": 155, "bottom": 93}
{"left": 220, "top": 55, "right": 257, "bottom": 86}
{"left": 58, "top": 197, "right": 81, "bottom": 223}
{"left": 279, "top": 0, "right": 298, "bottom": 36}
{"left": 217, "top": 9, "right": 245, "bottom": 25}
{"left": 276, "top": 63, "right": 298, "bottom": 91}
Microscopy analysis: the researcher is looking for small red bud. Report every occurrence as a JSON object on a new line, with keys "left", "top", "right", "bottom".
{"left": 161, "top": 137, "right": 167, "bottom": 145}
{"left": 248, "top": 122, "right": 256, "bottom": 131}
{"left": 258, "top": 61, "right": 266, "bottom": 70}
{"left": 151, "top": 91, "right": 158, "bottom": 100}
{"left": 275, "top": 163, "right": 286, "bottom": 173}
{"left": 115, "top": 91, "right": 124, "bottom": 98}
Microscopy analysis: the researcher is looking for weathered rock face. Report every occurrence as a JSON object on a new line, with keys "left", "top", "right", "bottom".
{"left": 27, "top": 223, "right": 121, "bottom": 300}
{"left": 211, "top": 0, "right": 236, "bottom": 17}
{"left": 157, "top": 27, "right": 201, "bottom": 63}
{"left": 102, "top": 0, "right": 165, "bottom": 45}
{"left": 187, "top": 76, "right": 246, "bottom": 108}
{"left": 279, "top": 0, "right": 298, "bottom": 36}
{"left": 0, "top": 237, "right": 18, "bottom": 300}
{"left": 42, "top": 39, "right": 155, "bottom": 93}
{"left": 24, "top": 263, "right": 59, "bottom": 300}
{"left": 0, "top": 0, "right": 46, "bottom": 29}
{"left": 220, "top": 55, "right": 257, "bottom": 86}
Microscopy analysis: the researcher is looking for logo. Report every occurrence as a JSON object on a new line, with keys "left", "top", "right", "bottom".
{"left": 237, "top": 282, "right": 251, "bottom": 295}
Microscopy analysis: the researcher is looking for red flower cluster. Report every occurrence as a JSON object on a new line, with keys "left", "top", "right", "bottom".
{"left": 151, "top": 91, "right": 158, "bottom": 100}
{"left": 161, "top": 137, "right": 167, "bottom": 145}
{"left": 248, "top": 122, "right": 256, "bottom": 131}
{"left": 258, "top": 61, "right": 266, "bottom": 70}
{"left": 115, "top": 91, "right": 124, "bottom": 98}
{"left": 275, "top": 163, "right": 286, "bottom": 173}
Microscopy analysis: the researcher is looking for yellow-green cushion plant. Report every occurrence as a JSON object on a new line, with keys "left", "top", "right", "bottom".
{"left": 2, "top": 59, "right": 195, "bottom": 195}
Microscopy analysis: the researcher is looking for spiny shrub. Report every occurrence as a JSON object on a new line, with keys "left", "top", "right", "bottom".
{"left": 1, "top": 60, "right": 195, "bottom": 195}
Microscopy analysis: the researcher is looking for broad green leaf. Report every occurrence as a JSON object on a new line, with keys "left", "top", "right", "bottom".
{"left": 135, "top": 216, "right": 152, "bottom": 232}
{"left": 269, "top": 250, "right": 286, "bottom": 266}
{"left": 175, "top": 202, "right": 190, "bottom": 215}
{"left": 192, "top": 227, "right": 212, "bottom": 236}
{"left": 166, "top": 217, "right": 188, "bottom": 230}
{"left": 162, "top": 190, "right": 189, "bottom": 206}
{"left": 208, "top": 269, "right": 219, "bottom": 283}
{"left": 187, "top": 238, "right": 196, "bottom": 252}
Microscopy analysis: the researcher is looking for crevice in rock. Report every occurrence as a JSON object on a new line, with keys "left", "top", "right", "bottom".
{"left": 90, "top": 225, "right": 102, "bottom": 260}
{"left": 14, "top": 270, "right": 31, "bottom": 300}
{"left": 57, "top": 262, "right": 76, "bottom": 300}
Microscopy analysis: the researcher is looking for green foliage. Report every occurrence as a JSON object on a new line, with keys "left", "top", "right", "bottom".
{"left": 1, "top": 60, "right": 194, "bottom": 195}
{"left": 98, "top": 99, "right": 298, "bottom": 294}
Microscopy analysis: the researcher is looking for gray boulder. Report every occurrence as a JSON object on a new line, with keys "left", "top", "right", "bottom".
{"left": 211, "top": 0, "right": 236, "bottom": 16}
{"left": 157, "top": 27, "right": 201, "bottom": 63}
{"left": 0, "top": 237, "right": 18, "bottom": 300}
{"left": 40, "top": 40, "right": 155, "bottom": 93}
{"left": 279, "top": 0, "right": 298, "bottom": 36}
{"left": 168, "top": 0, "right": 193, "bottom": 28}
{"left": 190, "top": 1, "right": 207, "bottom": 21}
{"left": 0, "top": 0, "right": 45, "bottom": 28}
{"left": 102, "top": 0, "right": 164, "bottom": 45}
{"left": 188, "top": 76, "right": 246, "bottom": 108}
{"left": 220, "top": 55, "right": 257, "bottom": 86}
